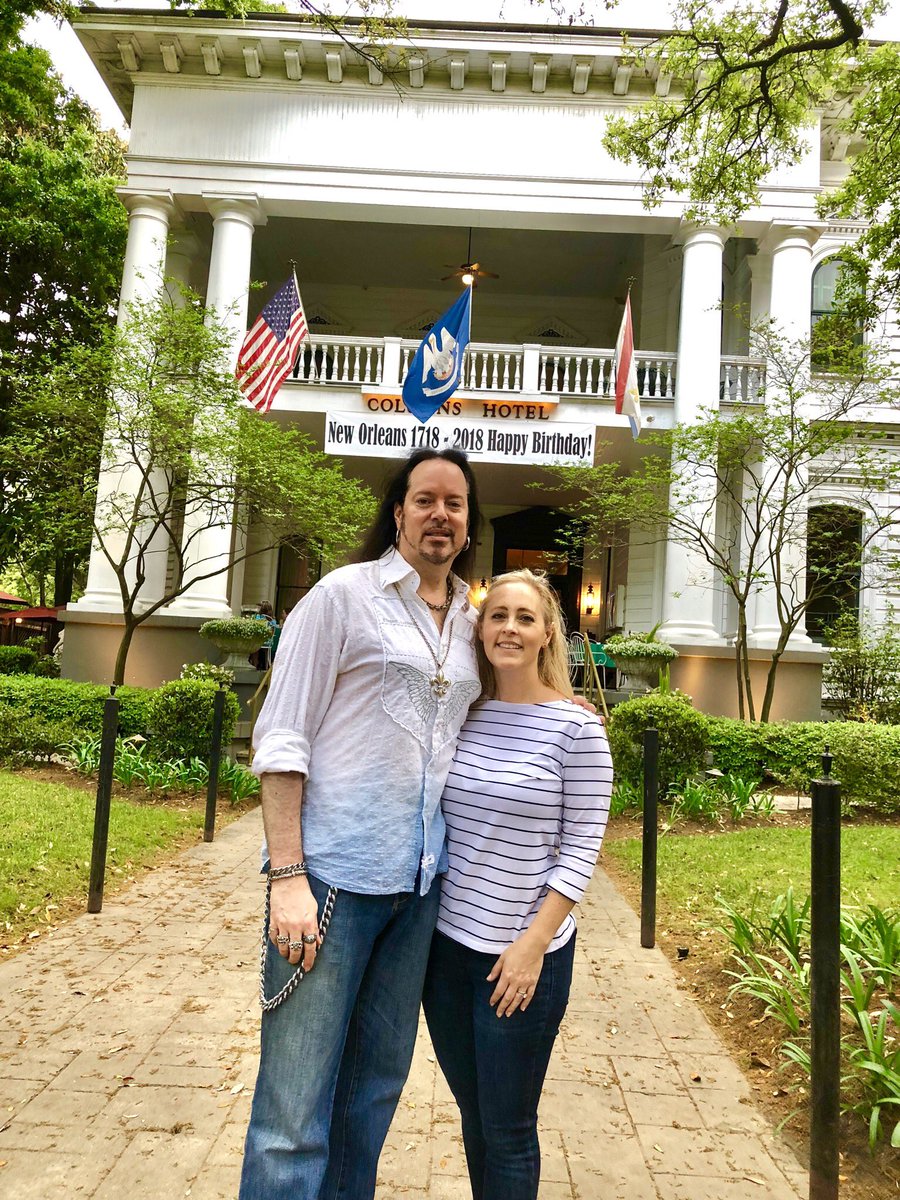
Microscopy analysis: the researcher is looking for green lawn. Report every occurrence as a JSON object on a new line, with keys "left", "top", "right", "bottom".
{"left": 0, "top": 770, "right": 205, "bottom": 937}
{"left": 603, "top": 823, "right": 900, "bottom": 916}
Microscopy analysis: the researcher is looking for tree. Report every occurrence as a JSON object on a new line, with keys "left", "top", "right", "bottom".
{"left": 543, "top": 325, "right": 900, "bottom": 721}
{"left": 599, "top": 1, "right": 900, "bottom": 320}
{"left": 0, "top": 17, "right": 128, "bottom": 602}
{"left": 7, "top": 288, "right": 375, "bottom": 686}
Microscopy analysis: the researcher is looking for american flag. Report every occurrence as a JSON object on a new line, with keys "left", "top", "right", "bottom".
{"left": 614, "top": 292, "right": 642, "bottom": 439}
{"left": 235, "top": 274, "right": 309, "bottom": 413}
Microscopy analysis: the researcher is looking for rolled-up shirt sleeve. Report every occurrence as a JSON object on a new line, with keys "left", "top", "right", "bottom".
{"left": 547, "top": 717, "right": 613, "bottom": 903}
{"left": 251, "top": 585, "right": 345, "bottom": 778}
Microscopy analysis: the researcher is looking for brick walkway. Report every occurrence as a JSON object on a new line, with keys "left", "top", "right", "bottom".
{"left": 0, "top": 809, "right": 807, "bottom": 1199}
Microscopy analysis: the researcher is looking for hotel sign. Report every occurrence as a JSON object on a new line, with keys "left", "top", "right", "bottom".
{"left": 325, "top": 411, "right": 595, "bottom": 466}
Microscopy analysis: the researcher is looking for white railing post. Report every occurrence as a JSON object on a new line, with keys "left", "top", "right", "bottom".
{"left": 382, "top": 337, "right": 403, "bottom": 389}
{"left": 522, "top": 344, "right": 541, "bottom": 393}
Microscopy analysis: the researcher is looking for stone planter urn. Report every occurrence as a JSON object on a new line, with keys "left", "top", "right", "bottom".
{"left": 199, "top": 618, "right": 269, "bottom": 672}
{"left": 604, "top": 633, "right": 679, "bottom": 692}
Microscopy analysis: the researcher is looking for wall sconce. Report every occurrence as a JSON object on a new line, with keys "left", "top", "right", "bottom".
{"left": 14, "top": 616, "right": 23, "bottom": 625}
{"left": 582, "top": 582, "right": 596, "bottom": 616}
{"left": 470, "top": 577, "right": 488, "bottom": 606}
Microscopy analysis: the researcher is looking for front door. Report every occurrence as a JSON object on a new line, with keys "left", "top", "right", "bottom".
{"left": 490, "top": 507, "right": 583, "bottom": 634}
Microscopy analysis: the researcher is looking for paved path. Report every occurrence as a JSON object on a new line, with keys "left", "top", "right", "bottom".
{"left": 0, "top": 809, "right": 807, "bottom": 1199}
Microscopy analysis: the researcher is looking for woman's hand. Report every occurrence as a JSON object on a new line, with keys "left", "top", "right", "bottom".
{"left": 487, "top": 931, "right": 548, "bottom": 1017}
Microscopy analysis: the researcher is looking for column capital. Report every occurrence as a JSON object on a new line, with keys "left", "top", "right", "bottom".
{"left": 673, "top": 220, "right": 729, "bottom": 250}
{"left": 116, "top": 188, "right": 178, "bottom": 221}
{"left": 203, "top": 193, "right": 266, "bottom": 228}
{"left": 759, "top": 221, "right": 826, "bottom": 254}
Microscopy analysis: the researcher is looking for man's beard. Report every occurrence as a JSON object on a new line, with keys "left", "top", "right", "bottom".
{"left": 399, "top": 519, "right": 458, "bottom": 565}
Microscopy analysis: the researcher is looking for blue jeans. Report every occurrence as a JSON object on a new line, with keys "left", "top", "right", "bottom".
{"left": 422, "top": 929, "right": 575, "bottom": 1200}
{"left": 239, "top": 873, "right": 441, "bottom": 1200}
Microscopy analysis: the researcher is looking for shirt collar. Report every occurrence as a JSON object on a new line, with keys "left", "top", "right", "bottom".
{"left": 377, "top": 547, "right": 470, "bottom": 598}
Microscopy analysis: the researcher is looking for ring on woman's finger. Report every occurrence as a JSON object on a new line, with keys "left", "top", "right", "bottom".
{"left": 289, "top": 940, "right": 304, "bottom": 952}
{"left": 517, "top": 989, "right": 528, "bottom": 997}
{"left": 302, "top": 934, "right": 318, "bottom": 945}
{"left": 275, "top": 934, "right": 289, "bottom": 946}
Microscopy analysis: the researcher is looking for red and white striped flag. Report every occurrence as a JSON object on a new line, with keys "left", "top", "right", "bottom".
{"left": 235, "top": 274, "right": 309, "bottom": 413}
{"left": 614, "top": 293, "right": 642, "bottom": 439}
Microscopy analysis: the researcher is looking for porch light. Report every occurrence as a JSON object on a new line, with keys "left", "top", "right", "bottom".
{"left": 471, "top": 577, "right": 488, "bottom": 606}
{"left": 14, "top": 616, "right": 22, "bottom": 625}
{"left": 582, "top": 583, "right": 596, "bottom": 616}
{"left": 461, "top": 272, "right": 475, "bottom": 287}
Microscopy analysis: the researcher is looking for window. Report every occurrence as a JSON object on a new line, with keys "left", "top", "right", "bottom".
{"left": 811, "top": 258, "right": 864, "bottom": 371}
{"left": 805, "top": 504, "right": 862, "bottom": 642}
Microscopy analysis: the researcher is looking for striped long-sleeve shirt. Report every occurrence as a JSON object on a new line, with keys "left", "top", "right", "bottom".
{"left": 436, "top": 700, "right": 613, "bottom": 954}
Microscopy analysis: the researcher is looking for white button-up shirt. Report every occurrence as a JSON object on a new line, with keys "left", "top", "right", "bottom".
{"left": 252, "top": 549, "right": 480, "bottom": 895}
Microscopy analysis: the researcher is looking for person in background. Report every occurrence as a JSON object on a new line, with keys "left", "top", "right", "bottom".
{"left": 423, "top": 569, "right": 612, "bottom": 1200}
{"left": 253, "top": 601, "right": 278, "bottom": 671}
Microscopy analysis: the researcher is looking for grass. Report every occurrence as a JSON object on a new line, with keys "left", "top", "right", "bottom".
{"left": 0, "top": 770, "right": 206, "bottom": 942}
{"left": 603, "top": 824, "right": 900, "bottom": 915}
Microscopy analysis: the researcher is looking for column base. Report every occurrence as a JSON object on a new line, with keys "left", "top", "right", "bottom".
{"left": 747, "top": 628, "right": 815, "bottom": 650}
{"left": 656, "top": 621, "right": 721, "bottom": 643}
{"left": 163, "top": 596, "right": 234, "bottom": 620}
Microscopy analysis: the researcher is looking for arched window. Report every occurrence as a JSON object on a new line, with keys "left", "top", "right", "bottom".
{"left": 805, "top": 504, "right": 863, "bottom": 642}
{"left": 811, "top": 258, "right": 864, "bottom": 371}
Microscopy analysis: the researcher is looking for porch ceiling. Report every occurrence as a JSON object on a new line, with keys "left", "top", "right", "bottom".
{"left": 250, "top": 217, "right": 650, "bottom": 300}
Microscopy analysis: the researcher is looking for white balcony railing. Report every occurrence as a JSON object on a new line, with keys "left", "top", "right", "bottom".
{"left": 290, "top": 335, "right": 765, "bottom": 403}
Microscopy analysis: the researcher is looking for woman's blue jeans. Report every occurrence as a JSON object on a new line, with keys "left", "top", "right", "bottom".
{"left": 239, "top": 873, "right": 440, "bottom": 1200}
{"left": 422, "top": 929, "right": 575, "bottom": 1200}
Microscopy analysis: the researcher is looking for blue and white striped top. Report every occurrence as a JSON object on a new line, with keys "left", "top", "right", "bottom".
{"left": 436, "top": 699, "right": 613, "bottom": 954}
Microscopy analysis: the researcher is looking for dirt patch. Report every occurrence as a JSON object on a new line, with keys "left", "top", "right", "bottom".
{"left": 602, "top": 828, "right": 900, "bottom": 1200}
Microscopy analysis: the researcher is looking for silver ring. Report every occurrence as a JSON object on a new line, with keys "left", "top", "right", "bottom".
{"left": 275, "top": 934, "right": 289, "bottom": 946}
{"left": 288, "top": 940, "right": 303, "bottom": 952}
{"left": 302, "top": 934, "right": 318, "bottom": 945}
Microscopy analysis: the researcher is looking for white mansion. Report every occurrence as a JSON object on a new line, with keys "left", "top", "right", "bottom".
{"left": 64, "top": 9, "right": 900, "bottom": 717}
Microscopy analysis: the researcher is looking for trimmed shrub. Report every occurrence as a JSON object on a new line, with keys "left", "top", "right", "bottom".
{"left": 707, "top": 719, "right": 769, "bottom": 781}
{"left": 0, "top": 646, "right": 38, "bottom": 675}
{"left": 146, "top": 679, "right": 240, "bottom": 763}
{"left": 826, "top": 722, "right": 900, "bottom": 813}
{"left": 608, "top": 693, "right": 709, "bottom": 793}
{"left": 0, "top": 676, "right": 152, "bottom": 737}
{"left": 0, "top": 708, "right": 79, "bottom": 764}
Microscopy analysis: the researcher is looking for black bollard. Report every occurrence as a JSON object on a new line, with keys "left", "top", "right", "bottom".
{"left": 203, "top": 685, "right": 228, "bottom": 843}
{"left": 640, "top": 726, "right": 659, "bottom": 949}
{"left": 87, "top": 686, "right": 120, "bottom": 913}
{"left": 809, "top": 745, "right": 841, "bottom": 1200}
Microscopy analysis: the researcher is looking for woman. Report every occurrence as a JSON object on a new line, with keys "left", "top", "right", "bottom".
{"left": 423, "top": 569, "right": 612, "bottom": 1200}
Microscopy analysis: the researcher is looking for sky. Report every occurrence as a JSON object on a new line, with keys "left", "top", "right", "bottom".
{"left": 24, "top": 1, "right": 900, "bottom": 137}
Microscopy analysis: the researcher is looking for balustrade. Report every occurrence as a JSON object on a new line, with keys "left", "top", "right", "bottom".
{"left": 285, "top": 333, "right": 758, "bottom": 407}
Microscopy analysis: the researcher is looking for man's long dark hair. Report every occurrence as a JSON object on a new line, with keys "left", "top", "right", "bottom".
{"left": 358, "top": 448, "right": 482, "bottom": 580}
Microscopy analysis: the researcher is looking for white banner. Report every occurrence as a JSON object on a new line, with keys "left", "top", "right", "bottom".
{"left": 324, "top": 411, "right": 595, "bottom": 466}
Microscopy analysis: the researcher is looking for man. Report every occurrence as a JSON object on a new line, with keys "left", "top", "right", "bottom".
{"left": 240, "top": 447, "right": 484, "bottom": 1200}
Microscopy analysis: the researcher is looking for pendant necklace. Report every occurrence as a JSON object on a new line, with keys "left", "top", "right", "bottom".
{"left": 393, "top": 583, "right": 455, "bottom": 698}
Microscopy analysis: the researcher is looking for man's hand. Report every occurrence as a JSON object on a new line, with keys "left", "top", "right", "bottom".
{"left": 572, "top": 694, "right": 601, "bottom": 719}
{"left": 269, "top": 875, "right": 321, "bottom": 972}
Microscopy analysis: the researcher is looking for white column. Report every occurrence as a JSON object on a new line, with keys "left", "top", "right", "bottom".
{"left": 75, "top": 191, "right": 174, "bottom": 612}
{"left": 748, "top": 224, "right": 819, "bottom": 646}
{"left": 165, "top": 196, "right": 262, "bottom": 618}
{"left": 658, "top": 225, "right": 725, "bottom": 642}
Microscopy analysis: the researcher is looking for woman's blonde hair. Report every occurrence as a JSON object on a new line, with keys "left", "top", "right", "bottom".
{"left": 475, "top": 568, "right": 574, "bottom": 700}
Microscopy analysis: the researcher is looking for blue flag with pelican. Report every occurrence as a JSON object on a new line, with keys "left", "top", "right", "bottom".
{"left": 402, "top": 287, "right": 472, "bottom": 423}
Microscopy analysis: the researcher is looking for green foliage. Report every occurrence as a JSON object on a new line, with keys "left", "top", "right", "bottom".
{"left": 604, "top": 631, "right": 678, "bottom": 661}
{"left": 199, "top": 617, "right": 270, "bottom": 645}
{"left": 607, "top": 692, "right": 709, "bottom": 793}
{"left": 181, "top": 662, "right": 235, "bottom": 686}
{"left": 0, "top": 707, "right": 78, "bottom": 764}
{"left": 823, "top": 616, "right": 900, "bottom": 724}
{"left": 662, "top": 774, "right": 775, "bottom": 831}
{"left": 0, "top": 645, "right": 37, "bottom": 674}
{"left": 609, "top": 778, "right": 644, "bottom": 817}
{"left": 717, "top": 889, "right": 900, "bottom": 1149}
{"left": 145, "top": 680, "right": 240, "bottom": 763}
{"left": 0, "top": 676, "right": 151, "bottom": 737}
{"left": 825, "top": 722, "right": 900, "bottom": 815}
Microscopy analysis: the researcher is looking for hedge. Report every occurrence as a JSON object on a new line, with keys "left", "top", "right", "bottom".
{"left": 146, "top": 679, "right": 240, "bottom": 763}
{"left": 0, "top": 646, "right": 38, "bottom": 675}
{"left": 0, "top": 708, "right": 80, "bottom": 764}
{"left": 607, "top": 693, "right": 710, "bottom": 794}
{"left": 707, "top": 717, "right": 900, "bottom": 812}
{"left": 0, "top": 676, "right": 152, "bottom": 737}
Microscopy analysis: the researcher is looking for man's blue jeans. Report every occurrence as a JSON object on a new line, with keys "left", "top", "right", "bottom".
{"left": 239, "top": 873, "right": 440, "bottom": 1200}
{"left": 422, "top": 929, "right": 575, "bottom": 1200}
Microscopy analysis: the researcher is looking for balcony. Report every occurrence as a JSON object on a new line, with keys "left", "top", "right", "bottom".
{"left": 290, "top": 335, "right": 765, "bottom": 405}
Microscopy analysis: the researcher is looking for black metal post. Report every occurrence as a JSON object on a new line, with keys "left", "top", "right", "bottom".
{"left": 87, "top": 687, "right": 120, "bottom": 913}
{"left": 203, "top": 685, "right": 228, "bottom": 843}
{"left": 809, "top": 745, "right": 841, "bottom": 1200}
{"left": 640, "top": 727, "right": 659, "bottom": 949}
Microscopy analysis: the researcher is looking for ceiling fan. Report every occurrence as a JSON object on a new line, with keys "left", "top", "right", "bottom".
{"left": 441, "top": 229, "right": 499, "bottom": 286}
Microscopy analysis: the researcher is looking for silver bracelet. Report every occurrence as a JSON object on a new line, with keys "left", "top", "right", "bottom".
{"left": 268, "top": 861, "right": 308, "bottom": 881}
